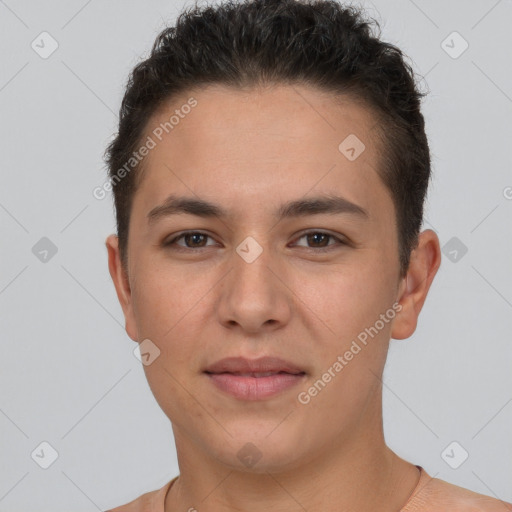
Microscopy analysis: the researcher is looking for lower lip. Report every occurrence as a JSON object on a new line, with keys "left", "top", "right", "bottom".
{"left": 205, "top": 372, "right": 306, "bottom": 400}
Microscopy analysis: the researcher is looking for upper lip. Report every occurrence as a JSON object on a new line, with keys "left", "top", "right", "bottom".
{"left": 204, "top": 356, "right": 306, "bottom": 375}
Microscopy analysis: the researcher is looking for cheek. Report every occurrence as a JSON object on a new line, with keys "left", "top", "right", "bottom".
{"left": 133, "top": 267, "right": 206, "bottom": 423}
{"left": 130, "top": 264, "right": 212, "bottom": 377}
{"left": 294, "top": 270, "right": 392, "bottom": 426}
{"left": 295, "top": 263, "right": 387, "bottom": 340}
{"left": 130, "top": 263, "right": 204, "bottom": 338}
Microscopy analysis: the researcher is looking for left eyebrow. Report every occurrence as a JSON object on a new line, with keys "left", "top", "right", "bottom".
{"left": 146, "top": 193, "right": 370, "bottom": 225}
{"left": 276, "top": 195, "right": 369, "bottom": 220}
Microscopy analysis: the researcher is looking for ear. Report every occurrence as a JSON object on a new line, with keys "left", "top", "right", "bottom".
{"left": 105, "top": 234, "right": 139, "bottom": 342}
{"left": 391, "top": 229, "right": 442, "bottom": 340}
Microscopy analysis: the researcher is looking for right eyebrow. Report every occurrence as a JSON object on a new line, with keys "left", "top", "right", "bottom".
{"left": 147, "top": 195, "right": 226, "bottom": 225}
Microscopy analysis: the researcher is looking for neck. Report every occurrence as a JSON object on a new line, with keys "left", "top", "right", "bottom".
{"left": 165, "top": 387, "right": 420, "bottom": 511}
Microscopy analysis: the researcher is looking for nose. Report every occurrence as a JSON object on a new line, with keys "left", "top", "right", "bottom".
{"left": 216, "top": 241, "right": 292, "bottom": 335}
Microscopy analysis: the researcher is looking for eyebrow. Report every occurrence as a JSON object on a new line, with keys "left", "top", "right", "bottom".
{"left": 147, "top": 193, "right": 369, "bottom": 225}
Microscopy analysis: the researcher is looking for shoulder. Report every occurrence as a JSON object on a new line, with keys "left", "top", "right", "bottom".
{"left": 104, "top": 488, "right": 157, "bottom": 512}
{"left": 404, "top": 469, "right": 512, "bottom": 512}
{"left": 104, "top": 476, "right": 177, "bottom": 512}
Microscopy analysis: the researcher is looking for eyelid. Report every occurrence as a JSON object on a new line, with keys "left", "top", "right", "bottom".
{"left": 293, "top": 230, "right": 347, "bottom": 247}
{"left": 164, "top": 229, "right": 348, "bottom": 251}
{"left": 164, "top": 230, "right": 218, "bottom": 248}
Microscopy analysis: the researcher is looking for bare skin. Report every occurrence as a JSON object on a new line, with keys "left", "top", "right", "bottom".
{"left": 106, "top": 83, "right": 441, "bottom": 511}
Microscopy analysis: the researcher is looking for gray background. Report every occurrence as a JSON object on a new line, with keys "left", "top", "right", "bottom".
{"left": 1, "top": 0, "right": 511, "bottom": 510}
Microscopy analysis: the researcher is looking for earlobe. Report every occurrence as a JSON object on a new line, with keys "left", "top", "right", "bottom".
{"left": 391, "top": 229, "right": 442, "bottom": 340}
{"left": 105, "top": 234, "right": 139, "bottom": 342}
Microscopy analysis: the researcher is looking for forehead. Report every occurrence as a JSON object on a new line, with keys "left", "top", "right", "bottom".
{"left": 134, "top": 83, "right": 390, "bottom": 223}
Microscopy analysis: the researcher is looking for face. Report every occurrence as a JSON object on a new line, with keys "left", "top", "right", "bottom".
{"left": 107, "top": 84, "right": 439, "bottom": 473}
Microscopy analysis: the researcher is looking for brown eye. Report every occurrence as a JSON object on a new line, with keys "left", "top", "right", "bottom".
{"left": 164, "top": 231, "right": 216, "bottom": 249}
{"left": 306, "top": 233, "right": 330, "bottom": 247}
{"left": 182, "top": 233, "right": 208, "bottom": 247}
{"left": 293, "top": 231, "right": 346, "bottom": 251}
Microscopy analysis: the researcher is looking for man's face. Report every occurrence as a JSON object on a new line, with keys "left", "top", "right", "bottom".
{"left": 111, "top": 84, "right": 409, "bottom": 471}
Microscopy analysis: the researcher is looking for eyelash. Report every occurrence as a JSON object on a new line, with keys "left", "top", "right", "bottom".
{"left": 163, "top": 230, "right": 347, "bottom": 253}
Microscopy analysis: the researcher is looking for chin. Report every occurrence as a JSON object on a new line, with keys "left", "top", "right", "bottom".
{"left": 207, "top": 425, "right": 309, "bottom": 474}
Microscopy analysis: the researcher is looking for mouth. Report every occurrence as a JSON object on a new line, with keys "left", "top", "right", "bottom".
{"left": 203, "top": 355, "right": 306, "bottom": 375}
{"left": 205, "top": 370, "right": 305, "bottom": 377}
{"left": 203, "top": 357, "right": 307, "bottom": 400}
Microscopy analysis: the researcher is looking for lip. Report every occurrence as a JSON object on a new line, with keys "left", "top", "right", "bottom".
{"left": 204, "top": 356, "right": 305, "bottom": 375}
{"left": 204, "top": 356, "right": 306, "bottom": 400}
